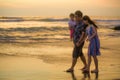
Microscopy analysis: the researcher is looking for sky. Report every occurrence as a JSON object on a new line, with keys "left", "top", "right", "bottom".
{"left": 0, "top": 0, "right": 120, "bottom": 17}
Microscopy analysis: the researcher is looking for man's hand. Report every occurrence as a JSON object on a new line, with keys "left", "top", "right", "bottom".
{"left": 76, "top": 41, "right": 80, "bottom": 47}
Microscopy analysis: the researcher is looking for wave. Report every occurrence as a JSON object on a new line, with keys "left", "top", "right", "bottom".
{"left": 0, "top": 19, "right": 24, "bottom": 22}
{"left": 0, "top": 16, "right": 24, "bottom": 22}
{"left": 1, "top": 16, "right": 120, "bottom": 22}
{"left": 94, "top": 19, "right": 120, "bottom": 22}
{"left": 37, "top": 18, "right": 69, "bottom": 22}
{"left": 0, "top": 17, "right": 69, "bottom": 22}
{"left": 0, "top": 27, "right": 69, "bottom": 43}
{"left": 0, "top": 26, "right": 68, "bottom": 32}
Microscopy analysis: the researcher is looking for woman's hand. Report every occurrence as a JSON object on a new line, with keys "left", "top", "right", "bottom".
{"left": 86, "top": 38, "right": 89, "bottom": 42}
{"left": 86, "top": 37, "right": 91, "bottom": 42}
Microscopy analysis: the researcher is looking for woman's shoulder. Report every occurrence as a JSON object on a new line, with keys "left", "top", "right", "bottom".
{"left": 90, "top": 25, "right": 96, "bottom": 30}
{"left": 90, "top": 24, "right": 94, "bottom": 28}
{"left": 90, "top": 24, "right": 98, "bottom": 33}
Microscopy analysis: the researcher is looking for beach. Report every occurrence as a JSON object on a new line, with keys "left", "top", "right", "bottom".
{"left": 0, "top": 17, "right": 120, "bottom": 80}
{"left": 0, "top": 36, "right": 120, "bottom": 80}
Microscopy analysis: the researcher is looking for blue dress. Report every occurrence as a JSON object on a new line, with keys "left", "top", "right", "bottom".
{"left": 86, "top": 25, "right": 100, "bottom": 56}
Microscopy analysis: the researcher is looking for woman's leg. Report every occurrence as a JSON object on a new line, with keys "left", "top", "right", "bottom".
{"left": 91, "top": 55, "right": 99, "bottom": 72}
{"left": 83, "top": 55, "right": 91, "bottom": 72}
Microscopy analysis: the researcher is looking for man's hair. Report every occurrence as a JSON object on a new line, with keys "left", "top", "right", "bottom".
{"left": 75, "top": 10, "right": 83, "bottom": 17}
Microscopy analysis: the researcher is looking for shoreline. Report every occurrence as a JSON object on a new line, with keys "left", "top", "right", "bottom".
{"left": 0, "top": 34, "right": 120, "bottom": 80}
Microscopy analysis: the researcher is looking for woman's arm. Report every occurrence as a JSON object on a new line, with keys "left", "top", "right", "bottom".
{"left": 89, "top": 26, "right": 97, "bottom": 40}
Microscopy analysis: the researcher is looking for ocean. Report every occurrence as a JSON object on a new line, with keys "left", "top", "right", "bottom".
{"left": 0, "top": 16, "right": 120, "bottom": 43}
{"left": 0, "top": 16, "right": 120, "bottom": 80}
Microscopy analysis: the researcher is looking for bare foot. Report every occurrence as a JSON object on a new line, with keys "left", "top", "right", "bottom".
{"left": 66, "top": 68, "right": 74, "bottom": 72}
{"left": 91, "top": 69, "right": 99, "bottom": 73}
{"left": 81, "top": 66, "right": 87, "bottom": 71}
{"left": 82, "top": 68, "right": 89, "bottom": 73}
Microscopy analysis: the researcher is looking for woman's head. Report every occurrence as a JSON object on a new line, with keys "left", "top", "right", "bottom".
{"left": 83, "top": 15, "right": 98, "bottom": 28}
{"left": 69, "top": 13, "right": 74, "bottom": 20}
{"left": 83, "top": 15, "right": 90, "bottom": 24}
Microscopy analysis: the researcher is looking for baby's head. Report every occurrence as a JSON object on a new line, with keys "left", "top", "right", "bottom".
{"left": 69, "top": 13, "right": 75, "bottom": 21}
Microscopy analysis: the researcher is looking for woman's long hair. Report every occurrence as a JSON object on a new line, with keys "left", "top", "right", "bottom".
{"left": 83, "top": 15, "right": 98, "bottom": 28}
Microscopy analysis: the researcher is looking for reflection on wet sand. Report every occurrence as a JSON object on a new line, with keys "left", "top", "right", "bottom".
{"left": 82, "top": 72, "right": 91, "bottom": 79}
{"left": 68, "top": 72, "right": 99, "bottom": 80}
{"left": 70, "top": 72, "right": 77, "bottom": 80}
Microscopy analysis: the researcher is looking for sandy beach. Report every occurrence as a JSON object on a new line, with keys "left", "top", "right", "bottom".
{"left": 0, "top": 32, "right": 120, "bottom": 80}
{"left": 0, "top": 16, "right": 120, "bottom": 80}
{"left": 0, "top": 0, "right": 120, "bottom": 79}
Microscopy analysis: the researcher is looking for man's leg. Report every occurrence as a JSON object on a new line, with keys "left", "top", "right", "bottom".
{"left": 79, "top": 43, "right": 87, "bottom": 70}
{"left": 66, "top": 58, "right": 78, "bottom": 72}
{"left": 80, "top": 55, "right": 87, "bottom": 69}
{"left": 66, "top": 46, "right": 78, "bottom": 72}
{"left": 70, "top": 58, "right": 77, "bottom": 69}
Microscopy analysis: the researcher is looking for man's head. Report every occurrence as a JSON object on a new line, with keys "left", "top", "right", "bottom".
{"left": 75, "top": 10, "right": 83, "bottom": 22}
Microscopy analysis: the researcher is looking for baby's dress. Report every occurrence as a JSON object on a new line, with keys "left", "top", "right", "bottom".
{"left": 86, "top": 25, "right": 100, "bottom": 56}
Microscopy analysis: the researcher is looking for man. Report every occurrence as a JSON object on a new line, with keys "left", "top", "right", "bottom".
{"left": 66, "top": 10, "right": 87, "bottom": 72}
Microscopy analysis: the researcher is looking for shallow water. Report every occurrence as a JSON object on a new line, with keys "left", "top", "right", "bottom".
{"left": 0, "top": 17, "right": 120, "bottom": 80}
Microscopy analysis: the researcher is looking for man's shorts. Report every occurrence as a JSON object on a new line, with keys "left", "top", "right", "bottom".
{"left": 72, "top": 42, "right": 84, "bottom": 58}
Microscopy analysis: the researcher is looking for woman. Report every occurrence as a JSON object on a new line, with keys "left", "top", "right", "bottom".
{"left": 81, "top": 15, "right": 101, "bottom": 73}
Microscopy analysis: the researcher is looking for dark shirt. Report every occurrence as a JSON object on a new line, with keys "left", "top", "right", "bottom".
{"left": 73, "top": 21, "right": 86, "bottom": 43}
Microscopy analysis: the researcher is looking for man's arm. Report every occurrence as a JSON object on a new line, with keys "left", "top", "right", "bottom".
{"left": 80, "top": 32, "right": 87, "bottom": 43}
{"left": 76, "top": 31, "right": 85, "bottom": 46}
{"left": 78, "top": 32, "right": 85, "bottom": 43}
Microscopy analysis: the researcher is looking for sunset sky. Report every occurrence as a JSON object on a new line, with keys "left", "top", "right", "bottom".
{"left": 0, "top": 0, "right": 120, "bottom": 17}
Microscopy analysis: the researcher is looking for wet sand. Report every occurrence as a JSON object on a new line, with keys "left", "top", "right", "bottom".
{"left": 0, "top": 36, "right": 120, "bottom": 80}
{"left": 0, "top": 24, "right": 120, "bottom": 80}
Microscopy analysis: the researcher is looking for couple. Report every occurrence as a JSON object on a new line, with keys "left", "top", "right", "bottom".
{"left": 67, "top": 10, "right": 100, "bottom": 73}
